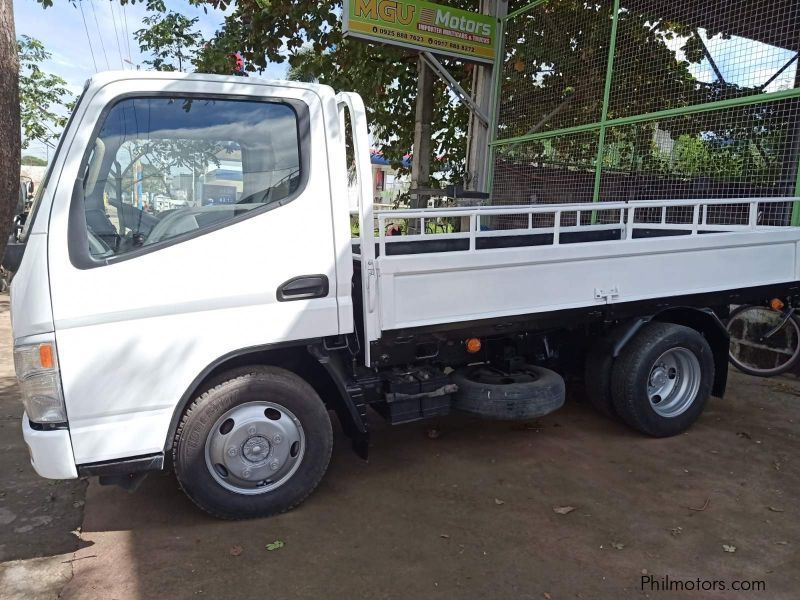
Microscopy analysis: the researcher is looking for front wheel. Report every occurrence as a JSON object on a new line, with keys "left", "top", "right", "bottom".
{"left": 611, "top": 322, "right": 714, "bottom": 437}
{"left": 173, "top": 366, "right": 333, "bottom": 520}
{"left": 726, "top": 305, "right": 800, "bottom": 377}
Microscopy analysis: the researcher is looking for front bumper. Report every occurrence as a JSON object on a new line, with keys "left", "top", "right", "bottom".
{"left": 21, "top": 413, "right": 78, "bottom": 479}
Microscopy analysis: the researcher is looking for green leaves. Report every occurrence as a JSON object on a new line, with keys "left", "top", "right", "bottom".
{"left": 192, "top": 0, "right": 475, "bottom": 184}
{"left": 265, "top": 540, "right": 285, "bottom": 551}
{"left": 134, "top": 11, "right": 204, "bottom": 72}
{"left": 18, "top": 36, "right": 72, "bottom": 150}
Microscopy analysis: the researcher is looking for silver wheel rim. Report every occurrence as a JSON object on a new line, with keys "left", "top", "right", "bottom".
{"left": 204, "top": 401, "right": 305, "bottom": 495}
{"left": 646, "top": 347, "right": 701, "bottom": 418}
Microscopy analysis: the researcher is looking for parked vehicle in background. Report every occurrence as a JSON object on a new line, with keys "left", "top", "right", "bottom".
{"left": 5, "top": 72, "right": 800, "bottom": 519}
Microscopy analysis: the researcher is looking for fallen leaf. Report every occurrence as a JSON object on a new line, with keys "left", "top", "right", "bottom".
{"left": 670, "top": 527, "right": 683, "bottom": 536}
{"left": 229, "top": 545, "right": 243, "bottom": 557}
{"left": 775, "top": 541, "right": 788, "bottom": 545}
{"left": 494, "top": 498, "right": 505, "bottom": 505}
{"left": 688, "top": 498, "right": 710, "bottom": 512}
{"left": 736, "top": 431, "right": 752, "bottom": 440}
{"left": 265, "top": 540, "right": 285, "bottom": 551}
{"left": 611, "top": 542, "right": 625, "bottom": 550}
{"left": 768, "top": 506, "right": 785, "bottom": 513}
{"left": 553, "top": 506, "right": 576, "bottom": 515}
{"left": 543, "top": 593, "right": 552, "bottom": 600}
{"left": 439, "top": 534, "right": 450, "bottom": 539}
{"left": 722, "top": 544, "right": 736, "bottom": 553}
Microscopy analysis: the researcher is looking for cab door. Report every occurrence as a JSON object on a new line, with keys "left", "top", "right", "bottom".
{"left": 45, "top": 76, "right": 341, "bottom": 464}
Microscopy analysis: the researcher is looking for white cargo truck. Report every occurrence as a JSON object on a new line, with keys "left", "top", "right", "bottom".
{"left": 6, "top": 72, "right": 800, "bottom": 519}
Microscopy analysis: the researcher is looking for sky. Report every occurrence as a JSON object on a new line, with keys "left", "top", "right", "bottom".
{"left": 662, "top": 29, "right": 796, "bottom": 92}
{"left": 14, "top": 0, "right": 290, "bottom": 158}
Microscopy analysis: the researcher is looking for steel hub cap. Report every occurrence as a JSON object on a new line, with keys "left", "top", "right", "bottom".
{"left": 242, "top": 436, "right": 271, "bottom": 463}
{"left": 205, "top": 401, "right": 305, "bottom": 495}
{"left": 646, "top": 347, "right": 701, "bottom": 418}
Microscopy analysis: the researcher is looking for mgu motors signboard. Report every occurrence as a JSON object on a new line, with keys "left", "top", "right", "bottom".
{"left": 343, "top": 0, "right": 496, "bottom": 64}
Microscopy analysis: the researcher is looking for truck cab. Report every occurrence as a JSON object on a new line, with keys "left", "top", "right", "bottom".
{"left": 12, "top": 73, "right": 362, "bottom": 512}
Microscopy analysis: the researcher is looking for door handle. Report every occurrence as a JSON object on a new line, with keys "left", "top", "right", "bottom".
{"left": 277, "top": 275, "right": 329, "bottom": 302}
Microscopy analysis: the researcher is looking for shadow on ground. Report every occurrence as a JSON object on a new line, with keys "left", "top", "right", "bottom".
{"left": 0, "top": 297, "right": 90, "bottom": 564}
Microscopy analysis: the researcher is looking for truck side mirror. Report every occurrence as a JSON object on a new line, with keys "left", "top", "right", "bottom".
{"left": 1, "top": 237, "right": 24, "bottom": 273}
{"left": 1, "top": 213, "right": 27, "bottom": 272}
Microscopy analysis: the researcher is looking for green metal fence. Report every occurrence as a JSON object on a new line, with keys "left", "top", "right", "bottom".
{"left": 489, "top": 0, "right": 800, "bottom": 226}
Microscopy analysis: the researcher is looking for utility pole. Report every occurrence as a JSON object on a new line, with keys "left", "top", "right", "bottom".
{"left": 410, "top": 54, "right": 434, "bottom": 210}
{"left": 466, "top": 0, "right": 507, "bottom": 196}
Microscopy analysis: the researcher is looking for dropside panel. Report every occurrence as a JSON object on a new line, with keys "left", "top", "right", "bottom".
{"left": 377, "top": 231, "right": 799, "bottom": 331}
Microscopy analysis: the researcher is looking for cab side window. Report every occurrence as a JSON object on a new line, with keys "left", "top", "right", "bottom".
{"left": 78, "top": 96, "right": 302, "bottom": 260}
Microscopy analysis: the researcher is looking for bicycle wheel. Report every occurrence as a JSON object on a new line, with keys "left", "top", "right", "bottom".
{"left": 727, "top": 305, "right": 800, "bottom": 376}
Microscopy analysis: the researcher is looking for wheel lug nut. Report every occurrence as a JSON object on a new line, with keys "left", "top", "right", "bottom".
{"left": 248, "top": 426, "right": 257, "bottom": 435}
{"left": 243, "top": 468, "right": 252, "bottom": 478}
{"left": 270, "top": 461, "right": 280, "bottom": 471}
{"left": 227, "top": 447, "right": 238, "bottom": 457}
{"left": 273, "top": 434, "right": 282, "bottom": 444}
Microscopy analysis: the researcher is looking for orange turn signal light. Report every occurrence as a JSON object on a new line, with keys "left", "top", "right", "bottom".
{"left": 465, "top": 338, "right": 482, "bottom": 353}
{"left": 38, "top": 343, "right": 55, "bottom": 370}
{"left": 770, "top": 298, "right": 785, "bottom": 311}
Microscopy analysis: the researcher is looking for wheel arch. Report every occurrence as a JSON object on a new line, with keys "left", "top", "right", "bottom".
{"left": 163, "top": 341, "right": 368, "bottom": 459}
{"left": 611, "top": 307, "right": 729, "bottom": 397}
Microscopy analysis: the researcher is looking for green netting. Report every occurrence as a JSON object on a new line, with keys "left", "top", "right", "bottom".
{"left": 491, "top": 0, "right": 800, "bottom": 216}
{"left": 497, "top": 0, "right": 612, "bottom": 139}
{"left": 492, "top": 130, "right": 599, "bottom": 204}
{"left": 599, "top": 100, "right": 800, "bottom": 202}
{"left": 609, "top": 0, "right": 800, "bottom": 118}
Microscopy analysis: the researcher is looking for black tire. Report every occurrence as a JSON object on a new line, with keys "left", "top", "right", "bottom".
{"left": 611, "top": 322, "right": 713, "bottom": 437}
{"left": 173, "top": 366, "right": 333, "bottom": 520}
{"left": 726, "top": 304, "right": 800, "bottom": 377}
{"left": 452, "top": 364, "right": 565, "bottom": 420}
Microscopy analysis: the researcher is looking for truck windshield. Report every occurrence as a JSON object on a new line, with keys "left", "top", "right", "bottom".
{"left": 76, "top": 95, "right": 301, "bottom": 258}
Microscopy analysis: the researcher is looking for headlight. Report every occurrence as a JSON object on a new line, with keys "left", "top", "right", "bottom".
{"left": 13, "top": 341, "right": 67, "bottom": 424}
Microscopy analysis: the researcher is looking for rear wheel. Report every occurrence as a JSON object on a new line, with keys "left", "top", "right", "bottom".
{"left": 173, "top": 366, "right": 332, "bottom": 520}
{"left": 611, "top": 323, "right": 713, "bottom": 437}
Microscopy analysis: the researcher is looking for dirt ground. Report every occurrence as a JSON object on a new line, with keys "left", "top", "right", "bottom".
{"left": 0, "top": 294, "right": 798, "bottom": 599}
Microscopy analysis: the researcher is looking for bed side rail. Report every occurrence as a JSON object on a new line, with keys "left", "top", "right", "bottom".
{"left": 375, "top": 197, "right": 799, "bottom": 256}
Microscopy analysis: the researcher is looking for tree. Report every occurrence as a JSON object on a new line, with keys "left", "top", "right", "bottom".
{"left": 21, "top": 154, "right": 47, "bottom": 166}
{"left": 135, "top": 11, "right": 204, "bottom": 72}
{"left": 18, "top": 35, "right": 71, "bottom": 150}
{"left": 0, "top": 0, "right": 19, "bottom": 258}
{"left": 195, "top": 0, "right": 476, "bottom": 185}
